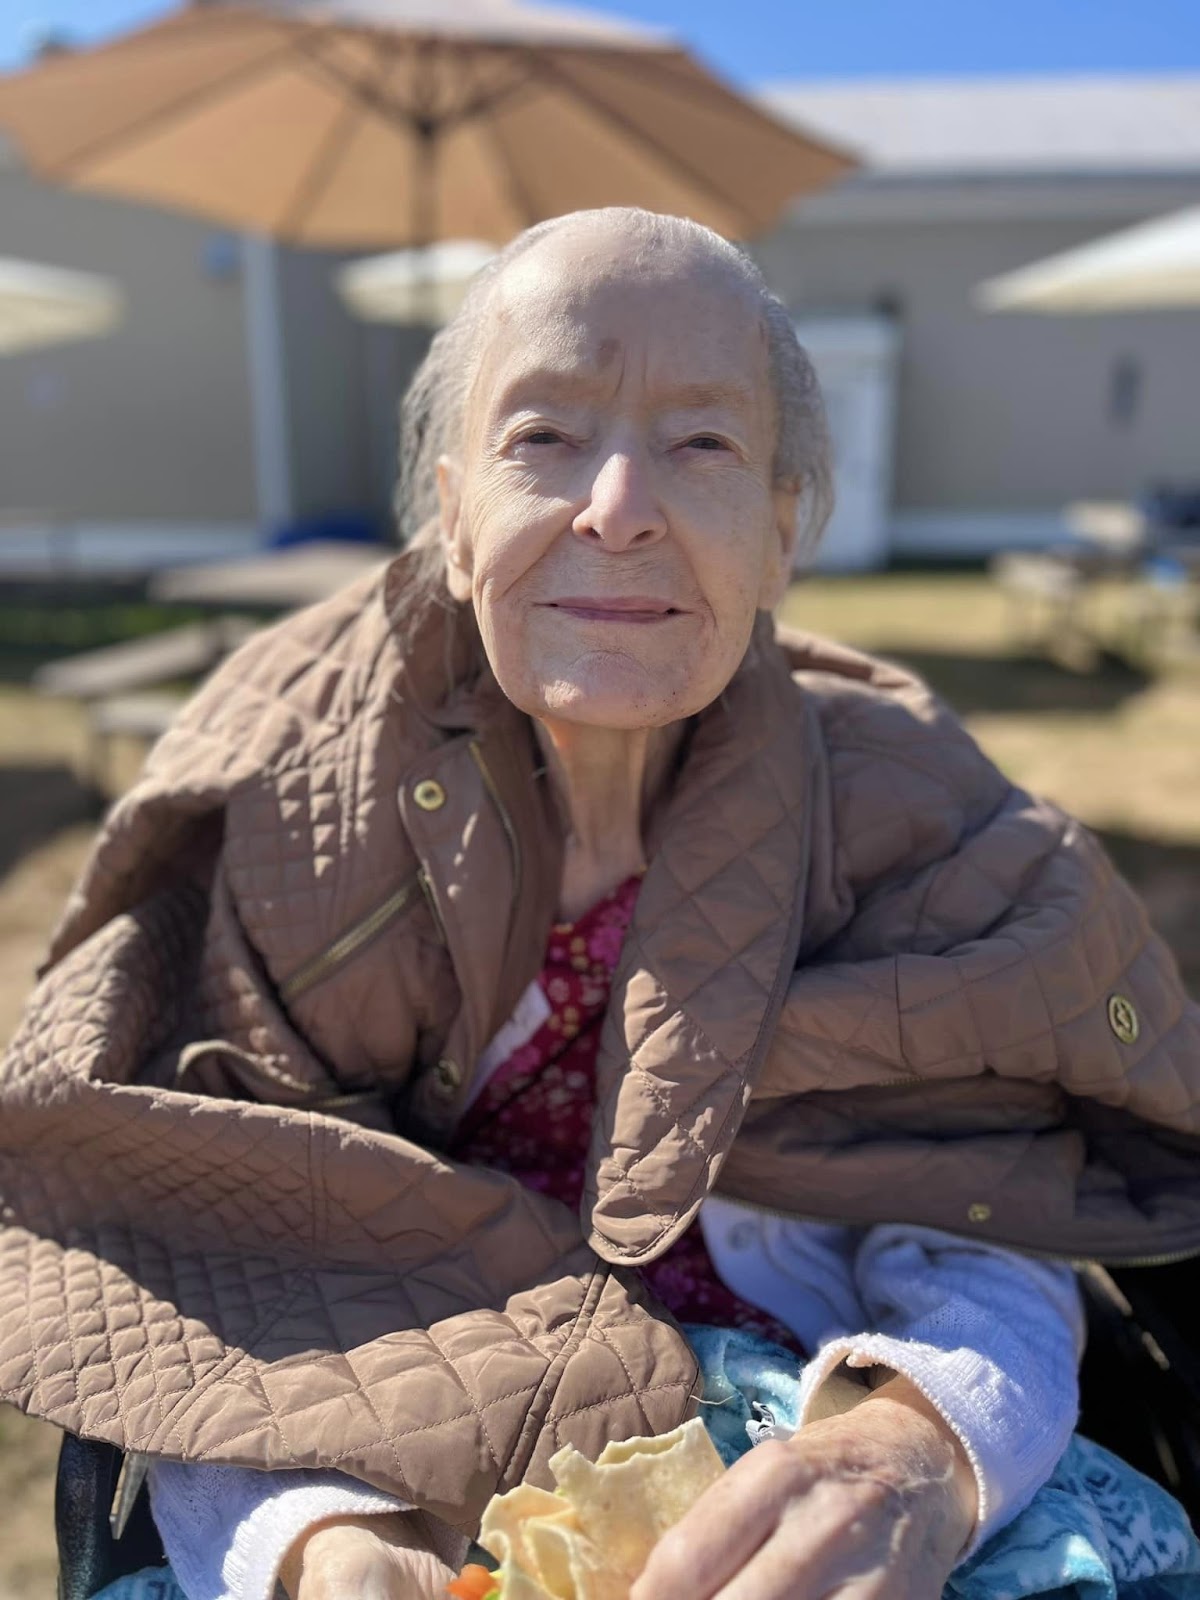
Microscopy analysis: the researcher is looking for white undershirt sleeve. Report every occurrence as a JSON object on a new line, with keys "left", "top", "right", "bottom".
{"left": 148, "top": 1459, "right": 409, "bottom": 1600}
{"left": 795, "top": 1224, "right": 1085, "bottom": 1555}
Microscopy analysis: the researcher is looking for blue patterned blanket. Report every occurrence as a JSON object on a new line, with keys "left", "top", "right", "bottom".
{"left": 98, "top": 1326, "right": 1200, "bottom": 1600}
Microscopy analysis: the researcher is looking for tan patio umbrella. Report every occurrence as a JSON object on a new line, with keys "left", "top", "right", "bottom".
{"left": 0, "top": 0, "right": 853, "bottom": 249}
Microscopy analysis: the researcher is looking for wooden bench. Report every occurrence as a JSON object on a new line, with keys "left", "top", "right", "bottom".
{"left": 33, "top": 616, "right": 257, "bottom": 700}
{"left": 33, "top": 615, "right": 259, "bottom": 796}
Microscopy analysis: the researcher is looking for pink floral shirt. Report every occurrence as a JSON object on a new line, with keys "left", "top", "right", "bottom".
{"left": 449, "top": 874, "right": 800, "bottom": 1349}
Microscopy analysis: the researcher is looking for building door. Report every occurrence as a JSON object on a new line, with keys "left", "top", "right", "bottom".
{"left": 793, "top": 314, "right": 900, "bottom": 571}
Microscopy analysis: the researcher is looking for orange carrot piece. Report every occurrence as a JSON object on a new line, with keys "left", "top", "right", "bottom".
{"left": 446, "top": 1564, "right": 499, "bottom": 1600}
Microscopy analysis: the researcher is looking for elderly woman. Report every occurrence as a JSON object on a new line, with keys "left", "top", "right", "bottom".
{"left": 4, "top": 209, "right": 1200, "bottom": 1600}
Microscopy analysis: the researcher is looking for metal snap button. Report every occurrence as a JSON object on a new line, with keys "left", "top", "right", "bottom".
{"left": 967, "top": 1202, "right": 992, "bottom": 1224}
{"left": 1108, "top": 993, "right": 1140, "bottom": 1045}
{"left": 413, "top": 779, "right": 446, "bottom": 812}
{"left": 432, "top": 1057, "right": 462, "bottom": 1096}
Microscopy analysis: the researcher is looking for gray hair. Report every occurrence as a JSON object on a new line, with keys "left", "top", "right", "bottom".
{"left": 395, "top": 208, "right": 834, "bottom": 577}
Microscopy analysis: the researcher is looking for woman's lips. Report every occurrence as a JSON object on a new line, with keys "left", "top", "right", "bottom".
{"left": 544, "top": 597, "right": 686, "bottom": 624}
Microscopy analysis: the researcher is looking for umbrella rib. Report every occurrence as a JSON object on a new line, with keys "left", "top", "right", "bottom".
{"left": 482, "top": 90, "right": 540, "bottom": 230}
{"left": 292, "top": 36, "right": 537, "bottom": 139}
{"left": 438, "top": 50, "right": 542, "bottom": 133}
{"left": 525, "top": 51, "right": 758, "bottom": 234}
{"left": 275, "top": 87, "right": 368, "bottom": 240}
{"left": 46, "top": 28, "right": 302, "bottom": 179}
{"left": 283, "top": 28, "right": 420, "bottom": 129}
{"left": 275, "top": 36, "right": 399, "bottom": 239}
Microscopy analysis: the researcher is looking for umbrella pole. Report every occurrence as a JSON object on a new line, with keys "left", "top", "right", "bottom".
{"left": 412, "top": 121, "right": 437, "bottom": 326}
{"left": 242, "top": 233, "right": 294, "bottom": 534}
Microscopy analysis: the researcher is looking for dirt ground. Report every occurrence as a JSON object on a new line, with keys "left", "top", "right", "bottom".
{"left": 0, "top": 572, "right": 1197, "bottom": 1595}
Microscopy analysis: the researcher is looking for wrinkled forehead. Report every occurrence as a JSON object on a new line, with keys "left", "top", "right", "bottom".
{"left": 465, "top": 230, "right": 772, "bottom": 429}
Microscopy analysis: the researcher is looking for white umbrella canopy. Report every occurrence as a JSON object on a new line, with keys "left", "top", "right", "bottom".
{"left": 0, "top": 0, "right": 854, "bottom": 249}
{"left": 337, "top": 237, "right": 496, "bottom": 322}
{"left": 977, "top": 205, "right": 1200, "bottom": 314}
{"left": 0, "top": 256, "right": 124, "bottom": 354}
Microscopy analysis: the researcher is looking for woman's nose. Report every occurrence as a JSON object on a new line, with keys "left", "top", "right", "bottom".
{"left": 572, "top": 449, "right": 667, "bottom": 550}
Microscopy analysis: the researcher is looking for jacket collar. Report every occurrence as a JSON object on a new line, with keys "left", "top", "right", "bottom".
{"left": 384, "top": 568, "right": 818, "bottom": 1261}
{"left": 582, "top": 612, "right": 817, "bottom": 1263}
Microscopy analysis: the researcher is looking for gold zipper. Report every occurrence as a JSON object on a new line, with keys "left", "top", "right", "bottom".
{"left": 718, "top": 1191, "right": 1200, "bottom": 1270}
{"left": 469, "top": 738, "right": 523, "bottom": 924}
{"left": 280, "top": 870, "right": 424, "bottom": 1002}
{"left": 284, "top": 745, "right": 517, "bottom": 1007}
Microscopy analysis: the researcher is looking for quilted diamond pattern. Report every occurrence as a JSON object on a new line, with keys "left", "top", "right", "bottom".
{"left": 2, "top": 566, "right": 1198, "bottom": 1518}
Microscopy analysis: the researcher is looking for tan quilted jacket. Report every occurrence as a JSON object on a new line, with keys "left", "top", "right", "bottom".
{"left": 2, "top": 551, "right": 1199, "bottom": 1533}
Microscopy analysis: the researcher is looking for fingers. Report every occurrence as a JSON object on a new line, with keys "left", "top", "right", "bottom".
{"left": 290, "top": 1523, "right": 410, "bottom": 1600}
{"left": 711, "top": 1472, "right": 955, "bottom": 1600}
{"left": 286, "top": 1516, "right": 457, "bottom": 1600}
{"left": 637, "top": 1437, "right": 949, "bottom": 1600}
{"left": 631, "top": 1441, "right": 815, "bottom": 1600}
{"left": 710, "top": 1486, "right": 895, "bottom": 1600}
{"left": 384, "top": 1543, "right": 458, "bottom": 1600}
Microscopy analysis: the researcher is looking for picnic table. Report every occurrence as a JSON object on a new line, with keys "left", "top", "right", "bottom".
{"left": 991, "top": 500, "right": 1199, "bottom": 665}
{"left": 148, "top": 541, "right": 386, "bottom": 610}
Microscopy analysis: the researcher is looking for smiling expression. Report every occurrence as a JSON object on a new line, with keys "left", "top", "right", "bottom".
{"left": 437, "top": 222, "right": 797, "bottom": 729}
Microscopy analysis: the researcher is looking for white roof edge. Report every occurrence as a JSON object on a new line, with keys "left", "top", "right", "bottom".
{"left": 759, "top": 73, "right": 1200, "bottom": 176}
{"left": 760, "top": 71, "right": 1200, "bottom": 95}
{"left": 784, "top": 170, "right": 1200, "bottom": 228}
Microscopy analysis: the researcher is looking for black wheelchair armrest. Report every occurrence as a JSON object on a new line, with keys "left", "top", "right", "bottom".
{"left": 1108, "top": 1260, "right": 1200, "bottom": 1405}
{"left": 1080, "top": 1261, "right": 1200, "bottom": 1525}
{"left": 55, "top": 1434, "right": 164, "bottom": 1600}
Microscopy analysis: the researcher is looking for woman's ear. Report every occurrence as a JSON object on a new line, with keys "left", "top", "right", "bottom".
{"left": 436, "top": 456, "right": 471, "bottom": 602}
{"left": 758, "top": 484, "right": 801, "bottom": 609}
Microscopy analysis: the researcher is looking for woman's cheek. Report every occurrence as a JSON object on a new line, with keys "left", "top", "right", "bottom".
{"left": 466, "top": 499, "right": 564, "bottom": 600}
{"left": 690, "top": 520, "right": 772, "bottom": 626}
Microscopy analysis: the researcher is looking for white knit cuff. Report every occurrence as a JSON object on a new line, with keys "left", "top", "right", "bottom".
{"left": 226, "top": 1477, "right": 410, "bottom": 1600}
{"left": 797, "top": 1331, "right": 1069, "bottom": 1559}
{"left": 149, "top": 1461, "right": 408, "bottom": 1600}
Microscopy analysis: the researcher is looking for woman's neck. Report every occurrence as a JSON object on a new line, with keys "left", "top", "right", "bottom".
{"left": 535, "top": 718, "right": 686, "bottom": 921}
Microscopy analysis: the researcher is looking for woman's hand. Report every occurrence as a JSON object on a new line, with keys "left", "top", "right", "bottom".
{"left": 279, "top": 1511, "right": 458, "bottom": 1600}
{"left": 631, "top": 1374, "right": 978, "bottom": 1600}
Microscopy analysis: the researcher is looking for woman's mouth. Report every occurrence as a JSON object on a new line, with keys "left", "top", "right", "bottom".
{"left": 543, "top": 597, "right": 686, "bottom": 624}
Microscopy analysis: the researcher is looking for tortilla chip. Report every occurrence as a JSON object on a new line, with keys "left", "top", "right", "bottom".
{"left": 481, "top": 1483, "right": 575, "bottom": 1581}
{"left": 473, "top": 1418, "right": 724, "bottom": 1600}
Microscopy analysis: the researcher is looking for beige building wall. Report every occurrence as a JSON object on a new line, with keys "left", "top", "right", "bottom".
{"left": 7, "top": 146, "right": 1199, "bottom": 564}
{"left": 757, "top": 177, "right": 1200, "bottom": 545}
{"left": 275, "top": 248, "right": 430, "bottom": 533}
{"left": 0, "top": 162, "right": 256, "bottom": 525}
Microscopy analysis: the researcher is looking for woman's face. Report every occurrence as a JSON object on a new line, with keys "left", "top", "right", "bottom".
{"left": 437, "top": 228, "right": 797, "bottom": 729}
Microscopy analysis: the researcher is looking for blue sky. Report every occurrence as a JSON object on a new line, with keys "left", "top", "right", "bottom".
{"left": 1, "top": 0, "right": 1199, "bottom": 82}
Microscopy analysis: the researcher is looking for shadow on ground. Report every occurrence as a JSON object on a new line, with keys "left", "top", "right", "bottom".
{"left": 867, "top": 647, "right": 1152, "bottom": 717}
{"left": 0, "top": 765, "right": 96, "bottom": 882}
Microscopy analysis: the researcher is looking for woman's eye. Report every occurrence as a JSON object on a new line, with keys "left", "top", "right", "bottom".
{"left": 684, "top": 435, "right": 726, "bottom": 452}
{"left": 522, "top": 429, "right": 564, "bottom": 446}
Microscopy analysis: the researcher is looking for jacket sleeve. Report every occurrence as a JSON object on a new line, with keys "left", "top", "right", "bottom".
{"left": 771, "top": 668, "right": 1200, "bottom": 1134}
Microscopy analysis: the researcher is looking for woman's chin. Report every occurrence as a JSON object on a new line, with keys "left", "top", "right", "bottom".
{"left": 523, "top": 666, "right": 696, "bottom": 730}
